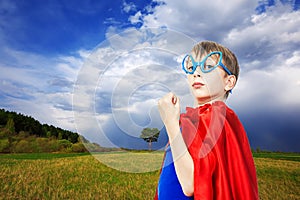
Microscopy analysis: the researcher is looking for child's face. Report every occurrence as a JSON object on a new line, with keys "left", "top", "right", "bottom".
{"left": 187, "top": 52, "right": 229, "bottom": 105}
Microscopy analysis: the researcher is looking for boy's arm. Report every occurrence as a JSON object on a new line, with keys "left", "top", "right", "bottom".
{"left": 158, "top": 92, "right": 194, "bottom": 197}
{"left": 165, "top": 121, "right": 194, "bottom": 197}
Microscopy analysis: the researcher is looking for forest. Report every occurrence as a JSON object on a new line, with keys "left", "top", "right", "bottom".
{"left": 0, "top": 108, "right": 111, "bottom": 153}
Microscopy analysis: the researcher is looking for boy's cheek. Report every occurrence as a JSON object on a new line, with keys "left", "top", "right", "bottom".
{"left": 204, "top": 71, "right": 224, "bottom": 83}
{"left": 187, "top": 76, "right": 194, "bottom": 85}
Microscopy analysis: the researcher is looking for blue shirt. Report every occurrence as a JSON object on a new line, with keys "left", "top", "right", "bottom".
{"left": 157, "top": 144, "right": 194, "bottom": 200}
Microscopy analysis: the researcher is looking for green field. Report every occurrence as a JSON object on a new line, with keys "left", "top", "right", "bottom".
{"left": 0, "top": 152, "right": 299, "bottom": 200}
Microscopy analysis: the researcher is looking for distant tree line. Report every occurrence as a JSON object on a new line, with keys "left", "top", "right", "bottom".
{"left": 0, "top": 108, "right": 114, "bottom": 153}
{"left": 0, "top": 109, "right": 78, "bottom": 143}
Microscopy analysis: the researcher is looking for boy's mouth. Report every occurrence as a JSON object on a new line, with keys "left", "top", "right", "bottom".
{"left": 192, "top": 82, "right": 204, "bottom": 88}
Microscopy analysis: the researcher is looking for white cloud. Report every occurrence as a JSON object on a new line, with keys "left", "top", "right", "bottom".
{"left": 128, "top": 11, "right": 142, "bottom": 24}
{"left": 72, "top": 28, "right": 197, "bottom": 145}
{"left": 103, "top": 17, "right": 122, "bottom": 26}
{"left": 0, "top": 47, "right": 85, "bottom": 132}
{"left": 134, "top": 0, "right": 257, "bottom": 40}
{"left": 228, "top": 50, "right": 300, "bottom": 111}
{"left": 122, "top": 1, "right": 137, "bottom": 13}
{"left": 121, "top": 0, "right": 300, "bottom": 113}
{"left": 223, "top": 9, "right": 300, "bottom": 60}
{"left": 0, "top": 48, "right": 83, "bottom": 87}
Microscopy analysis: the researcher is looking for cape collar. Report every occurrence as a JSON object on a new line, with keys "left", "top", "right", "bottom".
{"left": 182, "top": 101, "right": 226, "bottom": 123}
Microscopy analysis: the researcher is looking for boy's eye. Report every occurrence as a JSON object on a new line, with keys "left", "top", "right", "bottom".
{"left": 204, "top": 64, "right": 214, "bottom": 69}
{"left": 204, "top": 57, "right": 217, "bottom": 70}
{"left": 188, "top": 66, "right": 193, "bottom": 70}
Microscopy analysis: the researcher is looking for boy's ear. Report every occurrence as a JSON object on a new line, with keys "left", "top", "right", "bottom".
{"left": 225, "top": 75, "right": 236, "bottom": 92}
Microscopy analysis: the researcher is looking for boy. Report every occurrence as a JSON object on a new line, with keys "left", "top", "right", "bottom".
{"left": 155, "top": 41, "right": 259, "bottom": 199}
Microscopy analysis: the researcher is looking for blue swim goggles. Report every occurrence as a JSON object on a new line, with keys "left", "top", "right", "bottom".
{"left": 182, "top": 51, "right": 232, "bottom": 75}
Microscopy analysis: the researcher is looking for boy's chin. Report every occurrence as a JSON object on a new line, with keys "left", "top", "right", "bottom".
{"left": 192, "top": 93, "right": 215, "bottom": 104}
{"left": 192, "top": 90, "right": 207, "bottom": 99}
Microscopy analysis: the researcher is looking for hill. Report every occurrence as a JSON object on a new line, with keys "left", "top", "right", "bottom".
{"left": 0, "top": 108, "right": 115, "bottom": 153}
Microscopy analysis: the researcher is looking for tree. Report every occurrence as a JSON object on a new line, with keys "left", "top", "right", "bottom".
{"left": 140, "top": 128, "right": 160, "bottom": 151}
{"left": 5, "top": 117, "right": 15, "bottom": 134}
{"left": 5, "top": 117, "right": 15, "bottom": 152}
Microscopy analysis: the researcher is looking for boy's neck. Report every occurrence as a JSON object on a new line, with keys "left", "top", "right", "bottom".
{"left": 195, "top": 96, "right": 227, "bottom": 107}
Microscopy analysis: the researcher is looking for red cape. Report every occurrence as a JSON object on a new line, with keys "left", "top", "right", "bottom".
{"left": 155, "top": 101, "right": 258, "bottom": 199}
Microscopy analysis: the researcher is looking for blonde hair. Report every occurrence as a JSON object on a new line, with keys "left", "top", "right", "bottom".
{"left": 191, "top": 41, "right": 240, "bottom": 98}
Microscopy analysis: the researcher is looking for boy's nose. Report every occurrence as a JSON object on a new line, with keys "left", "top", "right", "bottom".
{"left": 193, "top": 68, "right": 201, "bottom": 77}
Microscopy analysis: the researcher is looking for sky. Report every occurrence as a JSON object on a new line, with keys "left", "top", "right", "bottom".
{"left": 0, "top": 0, "right": 300, "bottom": 152}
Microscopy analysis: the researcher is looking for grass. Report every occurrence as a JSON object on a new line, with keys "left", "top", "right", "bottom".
{"left": 253, "top": 152, "right": 300, "bottom": 162}
{"left": 0, "top": 152, "right": 299, "bottom": 200}
{"left": 0, "top": 152, "right": 90, "bottom": 160}
{"left": 253, "top": 152, "right": 300, "bottom": 200}
{"left": 0, "top": 152, "right": 162, "bottom": 200}
{"left": 92, "top": 151, "right": 164, "bottom": 173}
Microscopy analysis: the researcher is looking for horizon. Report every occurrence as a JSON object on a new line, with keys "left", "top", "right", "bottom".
{"left": 1, "top": 106, "right": 299, "bottom": 153}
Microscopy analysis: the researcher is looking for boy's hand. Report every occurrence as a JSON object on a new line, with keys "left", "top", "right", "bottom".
{"left": 158, "top": 92, "right": 180, "bottom": 127}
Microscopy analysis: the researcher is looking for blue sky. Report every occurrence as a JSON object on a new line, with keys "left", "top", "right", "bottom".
{"left": 0, "top": 0, "right": 300, "bottom": 152}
